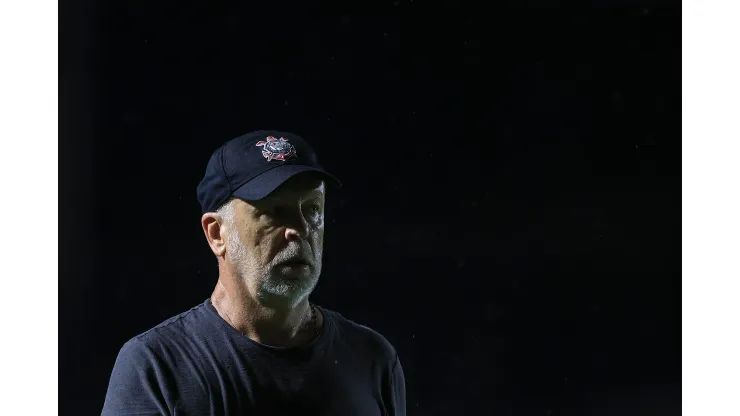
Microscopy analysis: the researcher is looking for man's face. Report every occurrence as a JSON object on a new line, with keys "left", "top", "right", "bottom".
{"left": 224, "top": 175, "right": 326, "bottom": 308}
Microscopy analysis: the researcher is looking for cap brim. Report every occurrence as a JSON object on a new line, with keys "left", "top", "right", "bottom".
{"left": 232, "top": 164, "right": 342, "bottom": 201}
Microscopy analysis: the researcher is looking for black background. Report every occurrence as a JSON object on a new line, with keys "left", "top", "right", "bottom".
{"left": 60, "top": 1, "right": 680, "bottom": 415}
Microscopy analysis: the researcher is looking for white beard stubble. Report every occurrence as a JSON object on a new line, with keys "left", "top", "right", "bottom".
{"left": 224, "top": 226, "right": 318, "bottom": 308}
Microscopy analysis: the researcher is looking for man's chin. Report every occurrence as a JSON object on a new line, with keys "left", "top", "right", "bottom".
{"left": 262, "top": 274, "right": 316, "bottom": 293}
{"left": 257, "top": 279, "right": 316, "bottom": 308}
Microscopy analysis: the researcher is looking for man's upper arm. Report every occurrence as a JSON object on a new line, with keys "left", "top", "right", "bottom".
{"left": 101, "top": 338, "right": 171, "bottom": 416}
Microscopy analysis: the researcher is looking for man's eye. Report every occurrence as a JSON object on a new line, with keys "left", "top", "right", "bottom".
{"left": 258, "top": 208, "right": 279, "bottom": 222}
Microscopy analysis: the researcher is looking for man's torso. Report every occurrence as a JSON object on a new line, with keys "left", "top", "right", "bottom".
{"left": 102, "top": 300, "right": 400, "bottom": 416}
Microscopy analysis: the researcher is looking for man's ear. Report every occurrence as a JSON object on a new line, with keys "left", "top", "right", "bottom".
{"left": 201, "top": 213, "right": 226, "bottom": 257}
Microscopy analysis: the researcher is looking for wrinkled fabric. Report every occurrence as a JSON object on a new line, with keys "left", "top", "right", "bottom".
{"left": 102, "top": 299, "right": 405, "bottom": 416}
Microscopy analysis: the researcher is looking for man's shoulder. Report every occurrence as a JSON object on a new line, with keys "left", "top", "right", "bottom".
{"left": 104, "top": 302, "right": 213, "bottom": 415}
{"left": 322, "top": 306, "right": 398, "bottom": 363}
{"left": 125, "top": 300, "right": 212, "bottom": 353}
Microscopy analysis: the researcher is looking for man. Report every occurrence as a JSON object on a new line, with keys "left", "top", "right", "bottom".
{"left": 102, "top": 131, "right": 406, "bottom": 415}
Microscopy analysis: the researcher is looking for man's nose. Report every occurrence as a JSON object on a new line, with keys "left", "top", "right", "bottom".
{"left": 284, "top": 217, "right": 309, "bottom": 240}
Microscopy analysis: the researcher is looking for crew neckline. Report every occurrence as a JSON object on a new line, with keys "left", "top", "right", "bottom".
{"left": 203, "top": 298, "right": 331, "bottom": 351}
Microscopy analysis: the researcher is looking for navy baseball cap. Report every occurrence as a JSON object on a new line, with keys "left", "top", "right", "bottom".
{"left": 197, "top": 130, "right": 342, "bottom": 213}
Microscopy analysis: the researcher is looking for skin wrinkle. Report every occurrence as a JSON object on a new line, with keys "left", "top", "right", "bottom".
{"left": 202, "top": 175, "right": 327, "bottom": 348}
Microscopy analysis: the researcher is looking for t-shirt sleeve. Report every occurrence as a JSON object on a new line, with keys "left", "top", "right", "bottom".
{"left": 383, "top": 353, "right": 406, "bottom": 416}
{"left": 101, "top": 338, "right": 171, "bottom": 416}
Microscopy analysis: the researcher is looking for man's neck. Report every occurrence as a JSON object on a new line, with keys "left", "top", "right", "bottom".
{"left": 210, "top": 279, "right": 320, "bottom": 348}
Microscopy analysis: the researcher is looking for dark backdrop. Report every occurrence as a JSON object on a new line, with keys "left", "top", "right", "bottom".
{"left": 60, "top": 1, "right": 681, "bottom": 415}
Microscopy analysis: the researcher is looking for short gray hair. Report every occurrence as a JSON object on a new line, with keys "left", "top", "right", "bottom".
{"left": 216, "top": 198, "right": 238, "bottom": 226}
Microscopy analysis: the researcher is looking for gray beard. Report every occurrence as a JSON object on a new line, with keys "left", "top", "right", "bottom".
{"left": 225, "top": 229, "right": 317, "bottom": 308}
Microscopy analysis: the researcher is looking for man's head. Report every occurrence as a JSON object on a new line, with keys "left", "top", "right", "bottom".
{"left": 203, "top": 174, "right": 326, "bottom": 308}
{"left": 196, "top": 131, "right": 340, "bottom": 308}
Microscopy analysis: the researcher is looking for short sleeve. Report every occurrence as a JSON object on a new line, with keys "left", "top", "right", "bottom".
{"left": 101, "top": 338, "right": 171, "bottom": 416}
{"left": 383, "top": 353, "right": 406, "bottom": 416}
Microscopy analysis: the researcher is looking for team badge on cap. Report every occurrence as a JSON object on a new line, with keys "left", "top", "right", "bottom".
{"left": 255, "top": 136, "right": 298, "bottom": 162}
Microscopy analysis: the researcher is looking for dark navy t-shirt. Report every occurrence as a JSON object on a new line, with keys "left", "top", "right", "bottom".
{"left": 102, "top": 299, "right": 405, "bottom": 415}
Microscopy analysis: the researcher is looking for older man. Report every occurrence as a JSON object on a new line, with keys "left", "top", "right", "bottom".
{"left": 102, "top": 131, "right": 406, "bottom": 415}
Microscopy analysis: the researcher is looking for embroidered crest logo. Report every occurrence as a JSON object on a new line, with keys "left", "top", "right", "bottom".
{"left": 255, "top": 136, "right": 297, "bottom": 162}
